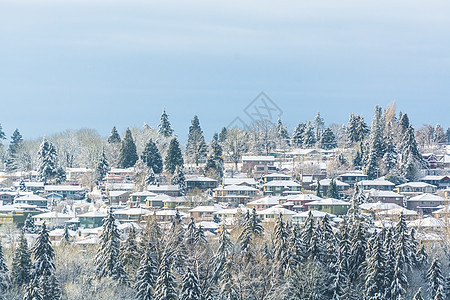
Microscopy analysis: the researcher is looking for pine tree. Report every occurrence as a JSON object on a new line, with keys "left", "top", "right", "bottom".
{"left": 154, "top": 252, "right": 178, "bottom": 300}
{"left": 6, "top": 128, "right": 23, "bottom": 171}
{"left": 185, "top": 116, "right": 207, "bottom": 166}
{"left": 219, "top": 256, "right": 238, "bottom": 300}
{"left": 415, "top": 242, "right": 428, "bottom": 269}
{"left": 180, "top": 267, "right": 202, "bottom": 300}
{"left": 292, "top": 122, "right": 306, "bottom": 146}
{"left": 327, "top": 179, "right": 339, "bottom": 199}
{"left": 171, "top": 166, "right": 186, "bottom": 195}
{"left": 118, "top": 128, "right": 139, "bottom": 168}
{"left": 0, "top": 240, "right": 10, "bottom": 294}
{"left": 165, "top": 138, "right": 184, "bottom": 174}
{"left": 364, "top": 147, "right": 379, "bottom": 180}
{"left": 205, "top": 135, "right": 224, "bottom": 180}
{"left": 382, "top": 133, "right": 398, "bottom": 173}
{"left": 37, "top": 139, "right": 58, "bottom": 183}
{"left": 95, "top": 211, "right": 129, "bottom": 284}
{"left": 394, "top": 214, "right": 413, "bottom": 271}
{"left": 315, "top": 180, "right": 322, "bottom": 197}
{"left": 135, "top": 249, "right": 158, "bottom": 300}
{"left": 427, "top": 259, "right": 444, "bottom": 296}
{"left": 95, "top": 148, "right": 109, "bottom": 184}
{"left": 320, "top": 128, "right": 338, "bottom": 150}
{"left": 12, "top": 230, "right": 32, "bottom": 286}
{"left": 302, "top": 121, "right": 316, "bottom": 148}
{"left": 398, "top": 113, "right": 410, "bottom": 136}
{"left": 24, "top": 214, "right": 37, "bottom": 234}
{"left": 108, "top": 126, "right": 121, "bottom": 144}
{"left": 142, "top": 139, "right": 164, "bottom": 174}
{"left": 158, "top": 108, "right": 174, "bottom": 138}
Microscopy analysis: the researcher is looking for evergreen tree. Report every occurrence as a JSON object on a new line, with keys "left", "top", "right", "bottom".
{"left": 382, "top": 133, "right": 398, "bottom": 173}
{"left": 158, "top": 108, "right": 174, "bottom": 138}
{"left": 118, "top": 128, "right": 139, "bottom": 168}
{"left": 390, "top": 254, "right": 408, "bottom": 299}
{"left": 154, "top": 252, "right": 178, "bottom": 300}
{"left": 273, "top": 213, "right": 290, "bottom": 274}
{"left": 135, "top": 249, "right": 158, "bottom": 300}
{"left": 145, "top": 167, "right": 157, "bottom": 185}
{"left": 23, "top": 277, "right": 43, "bottom": 300}
{"left": 415, "top": 242, "right": 428, "bottom": 269}
{"left": 12, "top": 230, "right": 32, "bottom": 286}
{"left": 19, "top": 179, "right": 27, "bottom": 192}
{"left": 218, "top": 127, "right": 228, "bottom": 143}
{"left": 320, "top": 128, "right": 338, "bottom": 150}
{"left": 313, "top": 112, "right": 325, "bottom": 141}
{"left": 24, "top": 214, "right": 37, "bottom": 234}
{"left": 364, "top": 147, "right": 379, "bottom": 180}
{"left": 205, "top": 135, "right": 224, "bottom": 180}
{"left": 108, "top": 126, "right": 121, "bottom": 144}
{"left": 0, "top": 124, "right": 5, "bottom": 141}
{"left": 219, "top": 256, "right": 238, "bottom": 300}
{"left": 165, "top": 138, "right": 184, "bottom": 174}
{"left": 95, "top": 148, "right": 110, "bottom": 183}
{"left": 170, "top": 166, "right": 186, "bottom": 195}
{"left": 121, "top": 226, "right": 140, "bottom": 277}
{"left": 302, "top": 121, "right": 316, "bottom": 148}
{"left": 427, "top": 259, "right": 444, "bottom": 296}
{"left": 398, "top": 113, "right": 410, "bottom": 136}
{"left": 62, "top": 224, "right": 71, "bottom": 244}
{"left": 141, "top": 139, "right": 164, "bottom": 174}
{"left": 37, "top": 139, "right": 58, "bottom": 183}
{"left": 180, "top": 267, "right": 202, "bottom": 300}
{"left": 6, "top": 128, "right": 23, "bottom": 171}
{"left": 347, "top": 114, "right": 369, "bottom": 144}
{"left": 327, "top": 178, "right": 339, "bottom": 199}
{"left": 276, "top": 117, "right": 290, "bottom": 147}
{"left": 446, "top": 127, "right": 450, "bottom": 144}
{"left": 0, "top": 240, "right": 10, "bottom": 294}
{"left": 364, "top": 230, "right": 387, "bottom": 300}
{"left": 400, "top": 125, "right": 426, "bottom": 181}
{"left": 185, "top": 116, "right": 207, "bottom": 166}
{"left": 369, "top": 106, "right": 385, "bottom": 158}
{"left": 412, "top": 287, "right": 424, "bottom": 300}
{"left": 315, "top": 180, "right": 322, "bottom": 197}
{"left": 394, "top": 214, "right": 413, "bottom": 271}
{"left": 95, "top": 211, "right": 128, "bottom": 284}
{"left": 54, "top": 167, "right": 66, "bottom": 184}
{"left": 292, "top": 122, "right": 306, "bottom": 146}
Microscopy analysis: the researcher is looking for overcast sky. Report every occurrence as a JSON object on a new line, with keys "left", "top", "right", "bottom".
{"left": 0, "top": 0, "right": 449, "bottom": 141}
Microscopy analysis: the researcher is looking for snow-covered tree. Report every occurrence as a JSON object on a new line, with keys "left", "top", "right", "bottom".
{"left": 400, "top": 125, "right": 426, "bottom": 181}
{"left": 37, "top": 139, "right": 58, "bottom": 183}
{"left": 23, "top": 277, "right": 42, "bottom": 300}
{"left": 327, "top": 178, "right": 339, "bottom": 199}
{"left": 165, "top": 138, "right": 183, "bottom": 174}
{"left": 313, "top": 112, "right": 325, "bottom": 141}
{"left": 292, "top": 122, "right": 306, "bottom": 146}
{"left": 135, "top": 249, "right": 158, "bottom": 300}
{"left": 55, "top": 167, "right": 66, "bottom": 184}
{"left": 427, "top": 259, "right": 444, "bottom": 296}
{"left": 121, "top": 226, "right": 140, "bottom": 277}
{"left": 95, "top": 148, "right": 109, "bottom": 183}
{"left": 145, "top": 167, "right": 157, "bottom": 185}
{"left": 108, "top": 126, "right": 121, "bottom": 144}
{"left": 158, "top": 108, "right": 174, "bottom": 138}
{"left": 12, "top": 230, "right": 32, "bottom": 286}
{"left": 412, "top": 287, "right": 424, "bottom": 300}
{"left": 0, "top": 240, "right": 10, "bottom": 294}
{"left": 154, "top": 252, "right": 178, "bottom": 300}
{"left": 347, "top": 114, "right": 369, "bottom": 144}
{"left": 118, "top": 128, "right": 139, "bottom": 168}
{"left": 171, "top": 166, "right": 186, "bottom": 195}
{"left": 6, "top": 128, "right": 23, "bottom": 171}
{"left": 180, "top": 267, "right": 202, "bottom": 300}
{"left": 273, "top": 213, "right": 290, "bottom": 274}
{"left": 95, "top": 211, "right": 128, "bottom": 284}
{"left": 141, "top": 139, "right": 163, "bottom": 174}
{"left": 62, "top": 224, "right": 71, "bottom": 244}
{"left": 276, "top": 117, "right": 290, "bottom": 148}
{"left": 185, "top": 115, "right": 207, "bottom": 166}
{"left": 320, "top": 128, "right": 337, "bottom": 150}
{"left": 205, "top": 134, "right": 224, "bottom": 180}
{"left": 223, "top": 128, "right": 248, "bottom": 170}
{"left": 364, "top": 230, "right": 387, "bottom": 299}
{"left": 302, "top": 121, "right": 316, "bottom": 148}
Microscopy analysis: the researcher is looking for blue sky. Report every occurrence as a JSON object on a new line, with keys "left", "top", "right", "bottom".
{"left": 0, "top": 0, "right": 449, "bottom": 141}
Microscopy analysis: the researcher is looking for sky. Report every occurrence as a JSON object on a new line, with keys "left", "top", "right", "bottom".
{"left": 0, "top": 0, "right": 449, "bottom": 142}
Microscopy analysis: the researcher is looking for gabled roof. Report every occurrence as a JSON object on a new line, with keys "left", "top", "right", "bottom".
{"left": 397, "top": 182, "right": 436, "bottom": 188}
{"left": 248, "top": 196, "right": 280, "bottom": 205}
{"left": 130, "top": 191, "right": 158, "bottom": 197}
{"left": 223, "top": 177, "right": 257, "bottom": 186}
{"left": 311, "top": 179, "right": 350, "bottom": 187}
{"left": 366, "top": 189, "right": 403, "bottom": 198}
{"left": 263, "top": 180, "right": 301, "bottom": 187}
{"left": 242, "top": 156, "right": 275, "bottom": 162}
{"left": 420, "top": 175, "right": 450, "bottom": 181}
{"left": 293, "top": 210, "right": 336, "bottom": 218}
{"left": 358, "top": 179, "right": 395, "bottom": 186}
{"left": 15, "top": 194, "right": 48, "bottom": 202}
{"left": 33, "top": 212, "right": 73, "bottom": 219}
{"left": 185, "top": 176, "right": 217, "bottom": 182}
{"left": 215, "top": 184, "right": 259, "bottom": 192}
{"left": 407, "top": 193, "right": 447, "bottom": 202}
{"left": 114, "top": 208, "right": 151, "bottom": 215}
{"left": 78, "top": 211, "right": 107, "bottom": 218}
{"left": 262, "top": 173, "right": 291, "bottom": 178}
{"left": 408, "top": 217, "right": 444, "bottom": 228}
{"left": 306, "top": 198, "right": 350, "bottom": 206}
{"left": 282, "top": 194, "right": 324, "bottom": 201}
{"left": 44, "top": 185, "right": 83, "bottom": 191}
{"left": 257, "top": 206, "right": 297, "bottom": 215}
{"left": 359, "top": 202, "right": 403, "bottom": 211}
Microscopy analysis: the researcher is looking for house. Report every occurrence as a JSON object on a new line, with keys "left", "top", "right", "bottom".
{"left": 151, "top": 210, "right": 188, "bottom": 223}
{"left": 163, "top": 197, "right": 188, "bottom": 209}
{"left": 241, "top": 156, "right": 276, "bottom": 174}
{"left": 223, "top": 177, "right": 257, "bottom": 188}
{"left": 213, "top": 185, "right": 259, "bottom": 206}
{"left": 189, "top": 205, "right": 224, "bottom": 222}
{"left": 338, "top": 172, "right": 368, "bottom": 185}
{"left": 364, "top": 189, "right": 404, "bottom": 206}
{"left": 408, "top": 217, "right": 444, "bottom": 230}
{"left": 32, "top": 211, "right": 74, "bottom": 227}
{"left": 49, "top": 228, "right": 77, "bottom": 242}
{"left": 147, "top": 184, "right": 180, "bottom": 197}
{"left": 66, "top": 168, "right": 93, "bottom": 182}
{"left": 262, "top": 180, "right": 302, "bottom": 196}
{"left": 106, "top": 167, "right": 135, "bottom": 184}
{"left": 396, "top": 182, "right": 437, "bottom": 196}
{"left": 419, "top": 175, "right": 450, "bottom": 189}
{"left": 185, "top": 176, "right": 218, "bottom": 191}
{"left": 129, "top": 191, "right": 158, "bottom": 206}
{"left": 247, "top": 196, "right": 280, "bottom": 211}
{"left": 44, "top": 185, "right": 85, "bottom": 200}
{"left": 0, "top": 191, "right": 33, "bottom": 205}
{"left": 262, "top": 173, "right": 291, "bottom": 183}
{"left": 305, "top": 198, "right": 351, "bottom": 216}
{"left": 15, "top": 194, "right": 48, "bottom": 208}
{"left": 114, "top": 208, "right": 151, "bottom": 223}
{"left": 310, "top": 179, "right": 350, "bottom": 198}
{"left": 406, "top": 193, "right": 448, "bottom": 214}
{"left": 106, "top": 182, "right": 135, "bottom": 192}
{"left": 292, "top": 210, "right": 337, "bottom": 223}
{"left": 360, "top": 202, "right": 403, "bottom": 214}
{"left": 299, "top": 174, "right": 327, "bottom": 190}
{"left": 78, "top": 211, "right": 107, "bottom": 228}
{"left": 108, "top": 191, "right": 131, "bottom": 205}
{"left": 278, "top": 194, "right": 324, "bottom": 212}
{"left": 13, "top": 181, "right": 45, "bottom": 193}
{"left": 257, "top": 206, "right": 296, "bottom": 222}
{"left": 214, "top": 207, "right": 251, "bottom": 221}
{"left": 0, "top": 204, "right": 40, "bottom": 227}
{"left": 376, "top": 208, "right": 418, "bottom": 220}
{"left": 357, "top": 179, "right": 395, "bottom": 191}
{"left": 432, "top": 206, "right": 450, "bottom": 218}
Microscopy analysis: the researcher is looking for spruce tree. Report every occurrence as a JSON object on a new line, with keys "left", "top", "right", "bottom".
{"left": 12, "top": 230, "right": 32, "bottom": 286}
{"left": 141, "top": 139, "right": 164, "bottom": 174}
{"left": 218, "top": 127, "right": 228, "bottom": 143}
{"left": 180, "top": 267, "right": 202, "bottom": 300}
{"left": 6, "top": 128, "right": 23, "bottom": 171}
{"left": 390, "top": 254, "right": 408, "bottom": 299}
{"left": 400, "top": 125, "right": 426, "bottom": 181}
{"left": 302, "top": 121, "right": 316, "bottom": 148}
{"left": 412, "top": 287, "right": 424, "bottom": 300}
{"left": 0, "top": 124, "right": 5, "bottom": 141}
{"left": 276, "top": 117, "right": 290, "bottom": 147}
{"left": 118, "top": 128, "right": 139, "bottom": 168}
{"left": 95, "top": 148, "right": 109, "bottom": 184}
{"left": 171, "top": 166, "right": 186, "bottom": 195}
{"left": 0, "top": 240, "right": 10, "bottom": 294}
{"left": 205, "top": 135, "right": 224, "bottom": 180}
{"left": 427, "top": 259, "right": 444, "bottom": 296}
{"left": 327, "top": 179, "right": 339, "bottom": 199}
{"left": 135, "top": 249, "right": 158, "bottom": 300}
{"left": 313, "top": 112, "right": 325, "bottom": 141}
{"left": 316, "top": 180, "right": 322, "bottom": 197}
{"left": 108, "top": 126, "right": 121, "bottom": 144}
{"left": 292, "top": 122, "right": 306, "bottom": 146}
{"left": 37, "top": 139, "right": 58, "bottom": 183}
{"left": 364, "top": 230, "right": 387, "bottom": 300}
{"left": 23, "top": 277, "right": 43, "bottom": 300}
{"left": 273, "top": 213, "right": 290, "bottom": 274}
{"left": 185, "top": 116, "right": 207, "bottom": 166}
{"left": 145, "top": 167, "right": 157, "bottom": 185}
{"left": 158, "top": 108, "right": 174, "bottom": 138}
{"left": 320, "top": 128, "right": 338, "bottom": 150}
{"left": 165, "top": 138, "right": 184, "bottom": 174}
{"left": 121, "top": 226, "right": 140, "bottom": 277}
{"left": 54, "top": 167, "right": 66, "bottom": 184}
{"left": 154, "top": 252, "right": 178, "bottom": 300}
{"left": 62, "top": 224, "right": 71, "bottom": 244}
{"left": 95, "top": 211, "right": 129, "bottom": 284}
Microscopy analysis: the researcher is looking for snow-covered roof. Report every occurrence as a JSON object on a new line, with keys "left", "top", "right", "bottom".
{"left": 78, "top": 211, "right": 107, "bottom": 218}
{"left": 223, "top": 177, "right": 257, "bottom": 186}
{"left": 114, "top": 208, "right": 151, "bottom": 215}
{"left": 339, "top": 171, "right": 367, "bottom": 177}
{"left": 189, "top": 205, "right": 223, "bottom": 213}
{"left": 109, "top": 167, "right": 135, "bottom": 173}
{"left": 147, "top": 184, "right": 179, "bottom": 191}
{"left": 396, "top": 182, "right": 436, "bottom": 188}
{"left": 130, "top": 191, "right": 158, "bottom": 197}
{"left": 196, "top": 221, "right": 219, "bottom": 229}
{"left": 407, "top": 193, "right": 447, "bottom": 202}
{"left": 408, "top": 217, "right": 444, "bottom": 228}
{"left": 262, "top": 173, "right": 291, "bottom": 178}
{"left": 377, "top": 208, "right": 418, "bottom": 216}
{"left": 242, "top": 156, "right": 275, "bottom": 162}
{"left": 420, "top": 175, "right": 450, "bottom": 181}
{"left": 263, "top": 180, "right": 301, "bottom": 187}
{"left": 49, "top": 228, "right": 77, "bottom": 237}
{"left": 154, "top": 209, "right": 188, "bottom": 217}
{"left": 15, "top": 194, "right": 48, "bottom": 202}
{"left": 293, "top": 210, "right": 336, "bottom": 218}
{"left": 248, "top": 196, "right": 280, "bottom": 205}
{"left": 358, "top": 179, "right": 395, "bottom": 186}
{"left": 185, "top": 176, "right": 217, "bottom": 182}
{"left": 109, "top": 190, "right": 130, "bottom": 197}
{"left": 281, "top": 194, "right": 324, "bottom": 201}
{"left": 44, "top": 185, "right": 83, "bottom": 191}
{"left": 33, "top": 212, "right": 73, "bottom": 219}
{"left": 257, "top": 206, "right": 297, "bottom": 215}
{"left": 366, "top": 189, "right": 403, "bottom": 198}
{"left": 306, "top": 198, "right": 350, "bottom": 206}
{"left": 359, "top": 202, "right": 403, "bottom": 211}
{"left": 311, "top": 179, "right": 350, "bottom": 187}
{"left": 215, "top": 185, "right": 259, "bottom": 192}
{"left": 214, "top": 207, "right": 251, "bottom": 215}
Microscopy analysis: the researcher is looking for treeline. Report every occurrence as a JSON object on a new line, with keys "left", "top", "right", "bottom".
{"left": 1, "top": 190, "right": 449, "bottom": 299}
